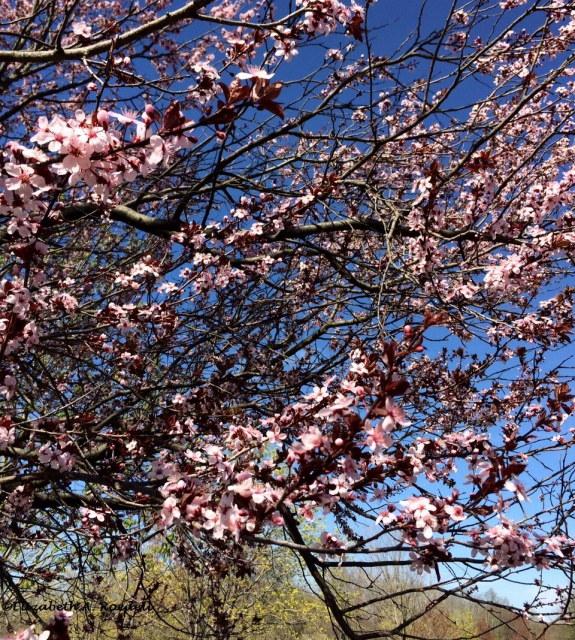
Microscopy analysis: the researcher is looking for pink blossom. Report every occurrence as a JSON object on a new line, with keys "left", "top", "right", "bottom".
{"left": 30, "top": 115, "right": 68, "bottom": 152}
{"left": 4, "top": 163, "right": 47, "bottom": 197}
{"left": 229, "top": 473, "right": 255, "bottom": 498}
{"left": 56, "top": 132, "right": 93, "bottom": 180}
{"left": 304, "top": 376, "right": 335, "bottom": 402}
{"left": 273, "top": 26, "right": 299, "bottom": 61}
{"left": 72, "top": 21, "right": 92, "bottom": 37}
{"left": 377, "top": 397, "right": 410, "bottom": 431}
{"left": 237, "top": 66, "right": 275, "bottom": 82}
{"left": 216, "top": 492, "right": 243, "bottom": 540}
{"left": 312, "top": 531, "right": 347, "bottom": 561}
{"left": 266, "top": 425, "right": 286, "bottom": 444}
{"left": 298, "top": 501, "right": 317, "bottom": 521}
{"left": 444, "top": 504, "right": 467, "bottom": 522}
{"left": 37, "top": 444, "right": 75, "bottom": 471}
{"left": 161, "top": 496, "right": 181, "bottom": 528}
{"left": 504, "top": 475, "right": 529, "bottom": 502}
{"left": 300, "top": 428, "right": 323, "bottom": 450}
{"left": 0, "top": 424, "right": 15, "bottom": 450}
{"left": 0, "top": 375, "right": 17, "bottom": 400}
{"left": 542, "top": 535, "right": 568, "bottom": 557}
{"left": 6, "top": 208, "right": 39, "bottom": 238}
{"left": 316, "top": 393, "right": 355, "bottom": 418}
{"left": 82, "top": 508, "right": 106, "bottom": 522}
{"left": 376, "top": 509, "right": 397, "bottom": 526}
{"left": 51, "top": 292, "right": 79, "bottom": 314}
{"left": 329, "top": 473, "right": 350, "bottom": 498}
{"left": 365, "top": 420, "right": 393, "bottom": 450}
{"left": 401, "top": 496, "right": 438, "bottom": 539}
{"left": 408, "top": 551, "right": 432, "bottom": 575}
{"left": 110, "top": 109, "right": 142, "bottom": 126}
{"left": 13, "top": 627, "right": 50, "bottom": 640}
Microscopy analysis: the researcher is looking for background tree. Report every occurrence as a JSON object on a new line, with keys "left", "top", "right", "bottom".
{"left": 2, "top": 0, "right": 575, "bottom": 638}
{"left": 68, "top": 542, "right": 334, "bottom": 640}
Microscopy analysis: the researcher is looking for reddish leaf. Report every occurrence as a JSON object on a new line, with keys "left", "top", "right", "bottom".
{"left": 228, "top": 79, "right": 250, "bottom": 104}
{"left": 501, "top": 462, "right": 527, "bottom": 479}
{"left": 252, "top": 81, "right": 283, "bottom": 103}
{"left": 346, "top": 11, "right": 364, "bottom": 42}
{"left": 218, "top": 81, "right": 230, "bottom": 103}
{"left": 555, "top": 382, "right": 574, "bottom": 402}
{"left": 385, "top": 379, "right": 411, "bottom": 396}
{"left": 423, "top": 309, "right": 449, "bottom": 329}
{"left": 258, "top": 100, "right": 284, "bottom": 119}
{"left": 205, "top": 106, "right": 237, "bottom": 125}
{"left": 163, "top": 101, "right": 186, "bottom": 131}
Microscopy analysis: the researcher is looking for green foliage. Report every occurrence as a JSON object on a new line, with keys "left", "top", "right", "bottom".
{"left": 25, "top": 540, "right": 335, "bottom": 640}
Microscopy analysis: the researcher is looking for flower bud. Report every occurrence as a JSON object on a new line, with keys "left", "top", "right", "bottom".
{"left": 97, "top": 109, "right": 110, "bottom": 129}
{"left": 145, "top": 103, "right": 160, "bottom": 121}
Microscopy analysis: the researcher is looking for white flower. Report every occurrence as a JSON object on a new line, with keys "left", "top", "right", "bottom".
{"left": 236, "top": 66, "right": 275, "bottom": 81}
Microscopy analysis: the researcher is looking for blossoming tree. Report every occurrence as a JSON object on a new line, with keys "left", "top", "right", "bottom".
{"left": 2, "top": 0, "right": 575, "bottom": 637}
